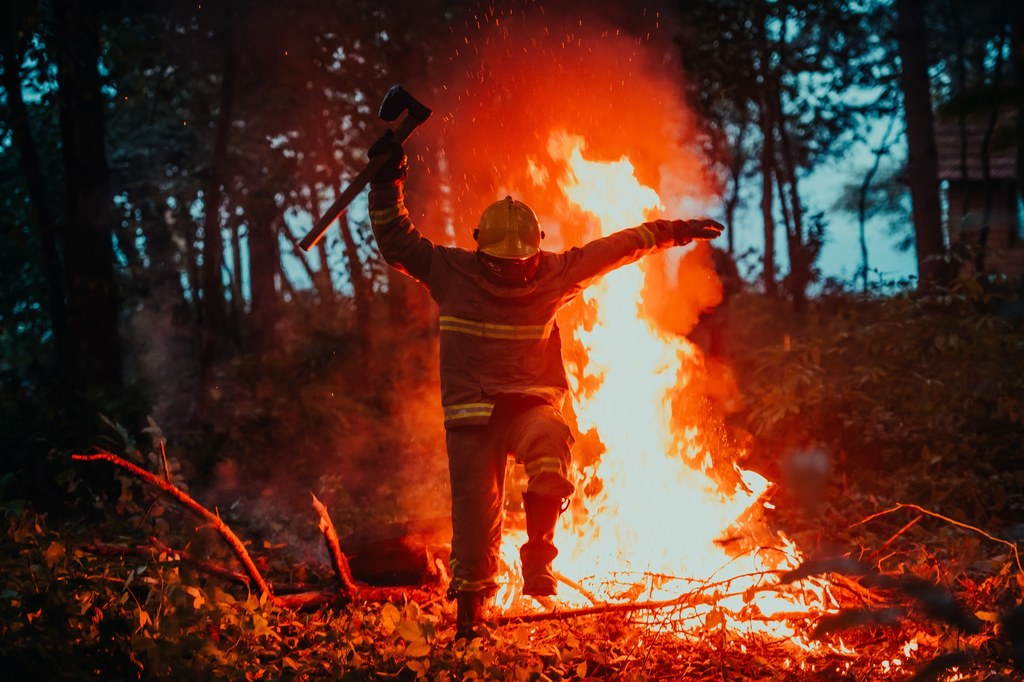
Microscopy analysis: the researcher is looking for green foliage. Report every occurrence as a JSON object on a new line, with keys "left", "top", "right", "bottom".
{"left": 729, "top": 283, "right": 1024, "bottom": 516}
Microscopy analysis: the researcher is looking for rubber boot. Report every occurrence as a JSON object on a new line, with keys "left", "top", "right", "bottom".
{"left": 455, "top": 591, "right": 486, "bottom": 640}
{"left": 520, "top": 492, "right": 562, "bottom": 596}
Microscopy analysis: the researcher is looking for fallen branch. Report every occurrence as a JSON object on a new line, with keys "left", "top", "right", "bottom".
{"left": 493, "top": 591, "right": 814, "bottom": 627}
{"left": 494, "top": 571, "right": 787, "bottom": 626}
{"left": 306, "top": 494, "right": 442, "bottom": 605}
{"left": 72, "top": 451, "right": 273, "bottom": 599}
{"left": 83, "top": 538, "right": 252, "bottom": 587}
{"left": 494, "top": 596, "right": 686, "bottom": 625}
{"left": 73, "top": 451, "right": 440, "bottom": 611}
{"left": 148, "top": 536, "right": 252, "bottom": 588}
{"left": 555, "top": 571, "right": 599, "bottom": 605}
{"left": 311, "top": 492, "right": 358, "bottom": 596}
{"left": 853, "top": 502, "right": 1024, "bottom": 574}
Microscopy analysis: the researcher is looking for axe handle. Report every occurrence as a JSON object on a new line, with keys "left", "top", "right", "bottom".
{"left": 299, "top": 113, "right": 426, "bottom": 251}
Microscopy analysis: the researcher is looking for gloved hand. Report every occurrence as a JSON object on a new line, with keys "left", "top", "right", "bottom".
{"left": 367, "top": 129, "right": 408, "bottom": 183}
{"left": 663, "top": 218, "right": 724, "bottom": 245}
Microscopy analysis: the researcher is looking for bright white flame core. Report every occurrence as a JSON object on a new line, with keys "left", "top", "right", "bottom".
{"left": 496, "top": 133, "right": 829, "bottom": 642}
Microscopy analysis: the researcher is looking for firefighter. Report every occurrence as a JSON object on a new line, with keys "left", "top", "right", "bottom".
{"left": 366, "top": 132, "right": 723, "bottom": 639}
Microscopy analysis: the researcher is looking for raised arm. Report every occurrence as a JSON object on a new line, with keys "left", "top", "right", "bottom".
{"left": 560, "top": 218, "right": 723, "bottom": 290}
{"left": 367, "top": 132, "right": 435, "bottom": 283}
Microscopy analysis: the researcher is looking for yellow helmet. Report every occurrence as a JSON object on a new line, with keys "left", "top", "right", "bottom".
{"left": 475, "top": 196, "right": 542, "bottom": 259}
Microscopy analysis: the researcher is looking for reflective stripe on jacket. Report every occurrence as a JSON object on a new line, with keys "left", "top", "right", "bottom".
{"left": 369, "top": 181, "right": 677, "bottom": 428}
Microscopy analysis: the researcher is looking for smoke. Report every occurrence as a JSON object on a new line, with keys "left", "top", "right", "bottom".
{"left": 642, "top": 242, "right": 724, "bottom": 337}
{"left": 409, "top": 0, "right": 719, "bottom": 249}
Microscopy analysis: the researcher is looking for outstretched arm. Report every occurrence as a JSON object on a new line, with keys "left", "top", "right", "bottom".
{"left": 367, "top": 132, "right": 435, "bottom": 283}
{"left": 655, "top": 218, "right": 724, "bottom": 245}
{"left": 560, "top": 217, "right": 724, "bottom": 289}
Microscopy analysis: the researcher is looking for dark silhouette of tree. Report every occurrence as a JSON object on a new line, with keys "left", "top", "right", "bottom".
{"left": 896, "top": 0, "right": 949, "bottom": 288}
{"left": 1, "top": 1, "right": 67, "bottom": 379}
{"left": 53, "top": 0, "right": 123, "bottom": 395}
{"left": 195, "top": 1, "right": 237, "bottom": 413}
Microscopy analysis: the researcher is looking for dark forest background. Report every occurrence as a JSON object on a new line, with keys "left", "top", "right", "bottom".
{"left": 2, "top": 0, "right": 1024, "bottom": 679}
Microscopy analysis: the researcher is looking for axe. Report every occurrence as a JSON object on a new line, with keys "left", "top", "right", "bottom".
{"left": 299, "top": 84, "right": 432, "bottom": 251}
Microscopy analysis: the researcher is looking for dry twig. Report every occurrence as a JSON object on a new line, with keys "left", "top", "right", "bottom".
{"left": 494, "top": 571, "right": 799, "bottom": 627}
{"left": 865, "top": 514, "right": 923, "bottom": 566}
{"left": 73, "top": 451, "right": 273, "bottom": 598}
{"left": 310, "top": 493, "right": 358, "bottom": 596}
{"left": 853, "top": 502, "right": 1024, "bottom": 574}
{"left": 73, "top": 451, "right": 436, "bottom": 611}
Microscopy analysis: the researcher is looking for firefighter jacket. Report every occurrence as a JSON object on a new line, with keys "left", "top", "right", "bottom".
{"left": 369, "top": 181, "right": 680, "bottom": 429}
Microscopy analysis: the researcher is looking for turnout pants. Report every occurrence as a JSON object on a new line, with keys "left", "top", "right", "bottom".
{"left": 446, "top": 397, "right": 575, "bottom": 595}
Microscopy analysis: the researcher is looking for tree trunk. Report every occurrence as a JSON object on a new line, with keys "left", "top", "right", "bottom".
{"left": 772, "top": 77, "right": 810, "bottom": 311}
{"left": 339, "top": 215, "right": 372, "bottom": 356}
{"left": 974, "top": 28, "right": 1007, "bottom": 273}
{"left": 282, "top": 216, "right": 327, "bottom": 302}
{"left": 306, "top": 186, "right": 337, "bottom": 304}
{"left": 197, "top": 5, "right": 236, "bottom": 411}
{"left": 248, "top": 189, "right": 282, "bottom": 351}
{"left": 895, "top": 0, "right": 948, "bottom": 289}
{"left": 315, "top": 241, "right": 335, "bottom": 305}
{"left": 771, "top": 19, "right": 807, "bottom": 279}
{"left": 760, "top": 117, "right": 777, "bottom": 297}
{"left": 724, "top": 119, "right": 749, "bottom": 257}
{"left": 53, "top": 0, "right": 123, "bottom": 395}
{"left": 228, "top": 213, "right": 245, "bottom": 345}
{"left": 952, "top": 8, "right": 974, "bottom": 242}
{"left": 1014, "top": 1, "right": 1024, "bottom": 229}
{"left": 858, "top": 117, "right": 898, "bottom": 291}
{"left": 182, "top": 197, "right": 203, "bottom": 321}
{"left": 0, "top": 8, "right": 68, "bottom": 378}
{"left": 755, "top": 11, "right": 777, "bottom": 296}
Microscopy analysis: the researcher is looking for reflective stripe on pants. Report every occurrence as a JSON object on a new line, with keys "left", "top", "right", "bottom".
{"left": 445, "top": 399, "right": 575, "bottom": 594}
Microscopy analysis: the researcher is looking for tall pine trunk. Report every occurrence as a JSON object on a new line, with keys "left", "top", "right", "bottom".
{"left": 974, "top": 28, "right": 1007, "bottom": 273}
{"left": 896, "top": 0, "right": 948, "bottom": 288}
{"left": 759, "top": 109, "right": 777, "bottom": 297}
{"left": 755, "top": 10, "right": 777, "bottom": 296}
{"left": 247, "top": 189, "right": 281, "bottom": 351}
{"left": 339, "top": 215, "right": 372, "bottom": 356}
{"left": 53, "top": 0, "right": 122, "bottom": 395}
{"left": 1015, "top": 1, "right": 1024, "bottom": 236}
{"left": 723, "top": 118, "right": 750, "bottom": 257}
{"left": 197, "top": 5, "right": 236, "bottom": 412}
{"left": 772, "top": 77, "right": 812, "bottom": 311}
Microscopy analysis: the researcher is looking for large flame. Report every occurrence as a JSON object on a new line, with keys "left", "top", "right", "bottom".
{"left": 493, "top": 132, "right": 833, "bottom": 643}
{"left": 422, "top": 7, "right": 847, "bottom": 647}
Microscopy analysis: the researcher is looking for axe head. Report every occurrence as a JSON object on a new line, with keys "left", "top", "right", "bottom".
{"left": 379, "top": 84, "right": 432, "bottom": 124}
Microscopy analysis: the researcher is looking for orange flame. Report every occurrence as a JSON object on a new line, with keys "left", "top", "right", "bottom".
{"left": 424, "top": 8, "right": 857, "bottom": 649}
{"left": 493, "top": 132, "right": 836, "bottom": 643}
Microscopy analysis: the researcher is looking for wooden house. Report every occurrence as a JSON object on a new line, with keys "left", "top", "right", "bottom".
{"left": 934, "top": 112, "right": 1023, "bottom": 280}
